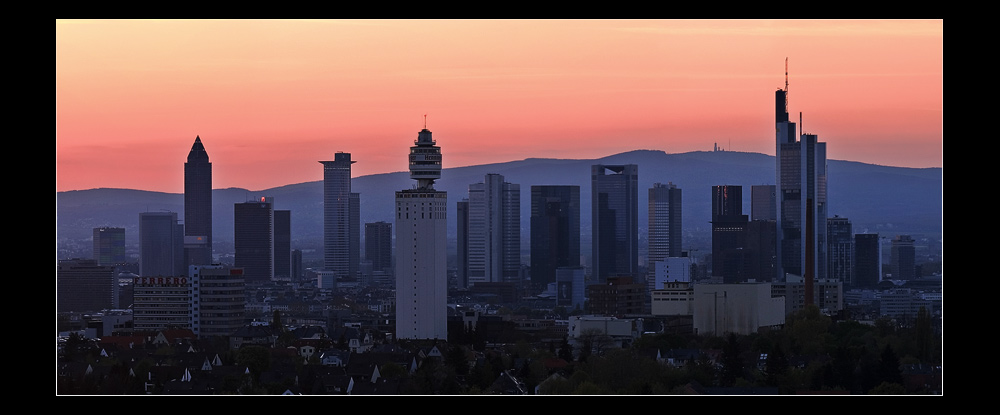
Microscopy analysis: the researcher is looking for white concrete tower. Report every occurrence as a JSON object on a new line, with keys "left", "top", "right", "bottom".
{"left": 395, "top": 118, "right": 448, "bottom": 340}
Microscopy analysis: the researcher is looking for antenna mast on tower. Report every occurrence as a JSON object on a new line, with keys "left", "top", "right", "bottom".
{"left": 784, "top": 57, "right": 789, "bottom": 113}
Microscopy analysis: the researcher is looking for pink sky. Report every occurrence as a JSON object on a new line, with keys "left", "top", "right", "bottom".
{"left": 56, "top": 19, "right": 943, "bottom": 193}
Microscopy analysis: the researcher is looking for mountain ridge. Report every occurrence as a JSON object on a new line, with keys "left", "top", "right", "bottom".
{"left": 56, "top": 150, "right": 943, "bottom": 263}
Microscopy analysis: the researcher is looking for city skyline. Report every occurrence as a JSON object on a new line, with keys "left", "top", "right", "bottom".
{"left": 56, "top": 19, "right": 942, "bottom": 193}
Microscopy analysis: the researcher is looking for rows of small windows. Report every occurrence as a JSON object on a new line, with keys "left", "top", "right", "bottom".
{"left": 134, "top": 312, "right": 190, "bottom": 318}
{"left": 134, "top": 290, "right": 191, "bottom": 295}
{"left": 199, "top": 313, "right": 245, "bottom": 318}
{"left": 200, "top": 291, "right": 245, "bottom": 297}
{"left": 201, "top": 304, "right": 245, "bottom": 310}
{"left": 134, "top": 298, "right": 190, "bottom": 303}
{"left": 200, "top": 282, "right": 244, "bottom": 287}
{"left": 136, "top": 301, "right": 191, "bottom": 306}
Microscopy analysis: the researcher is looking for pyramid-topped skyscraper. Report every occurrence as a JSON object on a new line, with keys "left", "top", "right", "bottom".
{"left": 184, "top": 136, "right": 212, "bottom": 266}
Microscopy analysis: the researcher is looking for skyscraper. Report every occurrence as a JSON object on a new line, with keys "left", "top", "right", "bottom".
{"left": 745, "top": 218, "right": 778, "bottom": 282}
{"left": 139, "top": 211, "right": 184, "bottom": 278}
{"left": 711, "top": 185, "right": 749, "bottom": 283}
{"left": 365, "top": 221, "right": 393, "bottom": 275}
{"left": 320, "top": 152, "right": 356, "bottom": 279}
{"left": 184, "top": 136, "right": 213, "bottom": 266}
{"left": 530, "top": 185, "right": 580, "bottom": 290}
{"left": 234, "top": 197, "right": 274, "bottom": 284}
{"left": 648, "top": 182, "right": 682, "bottom": 290}
{"left": 748, "top": 184, "right": 779, "bottom": 282}
{"left": 395, "top": 123, "right": 448, "bottom": 340}
{"left": 467, "top": 173, "right": 520, "bottom": 286}
{"left": 775, "top": 60, "right": 828, "bottom": 283}
{"left": 456, "top": 199, "right": 469, "bottom": 289}
{"left": 292, "top": 249, "right": 303, "bottom": 282}
{"left": 891, "top": 235, "right": 916, "bottom": 280}
{"left": 93, "top": 226, "right": 126, "bottom": 266}
{"left": 350, "top": 192, "right": 361, "bottom": 281}
{"left": 751, "top": 184, "right": 777, "bottom": 221}
{"left": 827, "top": 216, "right": 854, "bottom": 285}
{"left": 274, "top": 209, "right": 291, "bottom": 280}
{"left": 854, "top": 233, "right": 881, "bottom": 288}
{"left": 591, "top": 164, "right": 639, "bottom": 283}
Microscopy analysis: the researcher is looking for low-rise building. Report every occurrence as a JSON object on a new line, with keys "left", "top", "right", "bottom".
{"left": 693, "top": 283, "right": 784, "bottom": 336}
{"left": 651, "top": 281, "right": 695, "bottom": 316}
{"left": 567, "top": 315, "right": 643, "bottom": 350}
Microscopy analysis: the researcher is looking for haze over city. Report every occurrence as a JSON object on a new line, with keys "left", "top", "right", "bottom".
{"left": 56, "top": 19, "right": 943, "bottom": 194}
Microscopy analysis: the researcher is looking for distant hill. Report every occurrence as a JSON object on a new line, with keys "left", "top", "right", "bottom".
{"left": 56, "top": 150, "right": 942, "bottom": 261}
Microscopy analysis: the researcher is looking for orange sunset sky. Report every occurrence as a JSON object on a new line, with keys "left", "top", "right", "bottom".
{"left": 56, "top": 19, "right": 943, "bottom": 194}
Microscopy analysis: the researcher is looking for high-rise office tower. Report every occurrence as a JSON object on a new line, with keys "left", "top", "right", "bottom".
{"left": 711, "top": 185, "right": 749, "bottom": 283}
{"left": 365, "top": 221, "right": 393, "bottom": 274}
{"left": 530, "top": 185, "right": 581, "bottom": 290}
{"left": 775, "top": 60, "right": 828, "bottom": 283}
{"left": 93, "top": 227, "right": 126, "bottom": 266}
{"left": 648, "top": 182, "right": 682, "bottom": 290}
{"left": 395, "top": 123, "right": 448, "bottom": 340}
{"left": 139, "top": 211, "right": 185, "bottom": 278}
{"left": 456, "top": 199, "right": 469, "bottom": 289}
{"left": 891, "top": 235, "right": 916, "bottom": 280}
{"left": 350, "top": 192, "right": 360, "bottom": 280}
{"left": 291, "top": 249, "right": 303, "bottom": 282}
{"left": 749, "top": 184, "right": 778, "bottom": 282}
{"left": 827, "top": 216, "right": 854, "bottom": 285}
{"left": 745, "top": 218, "right": 778, "bottom": 282}
{"left": 274, "top": 209, "right": 291, "bottom": 280}
{"left": 592, "top": 164, "right": 639, "bottom": 283}
{"left": 184, "top": 136, "right": 213, "bottom": 266}
{"left": 234, "top": 197, "right": 275, "bottom": 284}
{"left": 854, "top": 233, "right": 881, "bottom": 288}
{"left": 57, "top": 258, "right": 117, "bottom": 313}
{"left": 751, "top": 184, "right": 777, "bottom": 221}
{"left": 468, "top": 173, "right": 521, "bottom": 286}
{"left": 320, "top": 152, "right": 356, "bottom": 279}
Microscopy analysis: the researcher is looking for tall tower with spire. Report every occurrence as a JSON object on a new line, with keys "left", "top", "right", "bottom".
{"left": 184, "top": 136, "right": 213, "bottom": 266}
{"left": 395, "top": 118, "right": 448, "bottom": 340}
{"left": 775, "top": 59, "right": 828, "bottom": 293}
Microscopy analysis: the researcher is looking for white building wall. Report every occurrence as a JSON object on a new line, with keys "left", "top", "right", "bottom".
{"left": 693, "top": 283, "right": 785, "bottom": 336}
{"left": 395, "top": 191, "right": 448, "bottom": 340}
{"left": 651, "top": 281, "right": 694, "bottom": 316}
{"left": 567, "top": 315, "right": 639, "bottom": 339}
